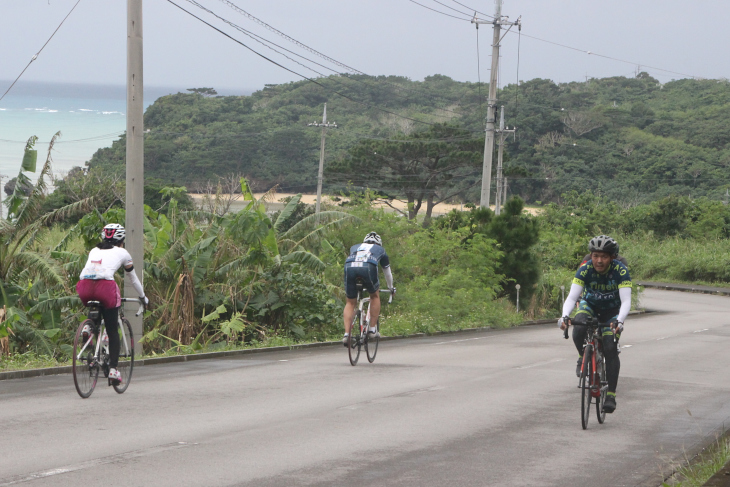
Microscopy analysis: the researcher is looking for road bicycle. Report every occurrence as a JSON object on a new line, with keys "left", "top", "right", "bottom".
{"left": 72, "top": 297, "right": 144, "bottom": 398}
{"left": 564, "top": 317, "right": 610, "bottom": 429}
{"left": 348, "top": 278, "right": 393, "bottom": 366}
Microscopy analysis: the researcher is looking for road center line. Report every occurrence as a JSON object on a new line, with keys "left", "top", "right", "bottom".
{"left": 0, "top": 442, "right": 192, "bottom": 486}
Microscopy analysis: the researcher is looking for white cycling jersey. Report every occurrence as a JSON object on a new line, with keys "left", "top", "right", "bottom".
{"left": 80, "top": 247, "right": 133, "bottom": 281}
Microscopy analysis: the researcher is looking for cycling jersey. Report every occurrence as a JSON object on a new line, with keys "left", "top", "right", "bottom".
{"left": 80, "top": 247, "right": 134, "bottom": 281}
{"left": 573, "top": 259, "right": 632, "bottom": 311}
{"left": 345, "top": 243, "right": 390, "bottom": 269}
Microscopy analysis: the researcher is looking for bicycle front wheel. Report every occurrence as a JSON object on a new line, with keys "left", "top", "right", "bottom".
{"left": 113, "top": 318, "right": 135, "bottom": 394}
{"left": 348, "top": 311, "right": 361, "bottom": 366}
{"left": 596, "top": 352, "right": 607, "bottom": 424}
{"left": 365, "top": 317, "right": 379, "bottom": 363}
{"left": 73, "top": 320, "right": 99, "bottom": 399}
{"left": 580, "top": 348, "right": 593, "bottom": 430}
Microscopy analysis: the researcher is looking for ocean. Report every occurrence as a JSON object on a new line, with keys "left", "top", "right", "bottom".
{"left": 0, "top": 81, "right": 251, "bottom": 184}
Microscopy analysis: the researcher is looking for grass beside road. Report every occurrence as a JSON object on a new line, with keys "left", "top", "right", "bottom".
{"left": 662, "top": 435, "right": 730, "bottom": 486}
{"left": 0, "top": 309, "right": 524, "bottom": 373}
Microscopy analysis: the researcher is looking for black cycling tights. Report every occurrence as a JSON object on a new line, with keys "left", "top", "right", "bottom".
{"left": 572, "top": 325, "right": 620, "bottom": 393}
{"left": 102, "top": 307, "right": 120, "bottom": 368}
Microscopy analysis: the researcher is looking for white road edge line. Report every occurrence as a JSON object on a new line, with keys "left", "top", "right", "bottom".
{"left": 0, "top": 442, "right": 192, "bottom": 486}
{"left": 432, "top": 337, "right": 492, "bottom": 346}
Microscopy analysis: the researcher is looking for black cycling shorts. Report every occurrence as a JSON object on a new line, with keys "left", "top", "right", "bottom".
{"left": 344, "top": 263, "right": 380, "bottom": 299}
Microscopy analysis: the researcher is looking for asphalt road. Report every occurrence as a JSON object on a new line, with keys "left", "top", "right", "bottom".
{"left": 1, "top": 289, "right": 729, "bottom": 487}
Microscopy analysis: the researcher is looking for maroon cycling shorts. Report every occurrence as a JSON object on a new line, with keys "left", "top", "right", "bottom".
{"left": 76, "top": 279, "right": 121, "bottom": 309}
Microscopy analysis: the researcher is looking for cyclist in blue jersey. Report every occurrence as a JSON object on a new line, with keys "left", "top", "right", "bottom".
{"left": 559, "top": 235, "right": 632, "bottom": 413}
{"left": 343, "top": 232, "right": 395, "bottom": 346}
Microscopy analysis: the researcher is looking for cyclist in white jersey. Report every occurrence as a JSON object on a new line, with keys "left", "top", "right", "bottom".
{"left": 76, "top": 224, "right": 148, "bottom": 384}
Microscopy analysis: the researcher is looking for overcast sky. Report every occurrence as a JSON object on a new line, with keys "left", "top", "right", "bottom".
{"left": 1, "top": 0, "right": 728, "bottom": 95}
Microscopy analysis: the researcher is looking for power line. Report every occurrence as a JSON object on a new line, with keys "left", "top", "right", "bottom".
{"left": 216, "top": 0, "right": 364, "bottom": 75}
{"left": 0, "top": 0, "right": 83, "bottom": 102}
{"left": 216, "top": 0, "right": 470, "bottom": 114}
{"left": 511, "top": 30, "right": 702, "bottom": 80}
{"left": 429, "top": 0, "right": 474, "bottom": 18}
{"left": 449, "top": 0, "right": 494, "bottom": 20}
{"left": 167, "top": 0, "right": 440, "bottom": 127}
{"left": 186, "top": 0, "right": 465, "bottom": 118}
{"left": 405, "top": 0, "right": 472, "bottom": 21}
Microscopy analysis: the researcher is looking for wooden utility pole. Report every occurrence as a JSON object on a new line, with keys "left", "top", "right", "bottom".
{"left": 494, "top": 106, "right": 515, "bottom": 215}
{"left": 308, "top": 103, "right": 336, "bottom": 221}
{"left": 124, "top": 0, "right": 144, "bottom": 347}
{"left": 472, "top": 3, "right": 520, "bottom": 210}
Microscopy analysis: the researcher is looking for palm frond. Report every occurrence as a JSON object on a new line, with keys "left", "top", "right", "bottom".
{"left": 281, "top": 251, "right": 326, "bottom": 273}
{"left": 28, "top": 295, "right": 82, "bottom": 315}
{"left": 12, "top": 251, "right": 65, "bottom": 288}
{"left": 17, "top": 198, "right": 96, "bottom": 254}
{"left": 257, "top": 184, "right": 280, "bottom": 205}
{"left": 292, "top": 217, "right": 356, "bottom": 249}
{"left": 273, "top": 194, "right": 301, "bottom": 233}
{"left": 15, "top": 132, "right": 60, "bottom": 228}
{"left": 281, "top": 211, "right": 357, "bottom": 240}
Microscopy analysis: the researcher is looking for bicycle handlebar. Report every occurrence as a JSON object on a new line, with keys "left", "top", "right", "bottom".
{"left": 377, "top": 288, "right": 394, "bottom": 304}
{"left": 121, "top": 297, "right": 145, "bottom": 317}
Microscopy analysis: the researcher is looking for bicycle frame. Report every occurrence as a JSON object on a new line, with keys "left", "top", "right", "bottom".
{"left": 579, "top": 321, "right": 609, "bottom": 398}
{"left": 75, "top": 298, "right": 141, "bottom": 368}
{"left": 355, "top": 289, "right": 393, "bottom": 335}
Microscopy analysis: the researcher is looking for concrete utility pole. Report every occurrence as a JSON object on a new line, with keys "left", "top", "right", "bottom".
{"left": 0, "top": 174, "right": 6, "bottom": 220}
{"left": 125, "top": 0, "right": 144, "bottom": 348}
{"left": 494, "top": 106, "right": 515, "bottom": 215}
{"left": 473, "top": 2, "right": 520, "bottom": 210}
{"left": 308, "top": 103, "right": 336, "bottom": 221}
{"left": 502, "top": 176, "right": 508, "bottom": 206}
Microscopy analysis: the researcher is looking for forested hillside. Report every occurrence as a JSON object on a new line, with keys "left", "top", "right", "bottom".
{"left": 86, "top": 73, "right": 730, "bottom": 204}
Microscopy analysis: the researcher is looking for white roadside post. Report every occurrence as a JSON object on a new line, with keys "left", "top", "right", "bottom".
{"left": 124, "top": 0, "right": 144, "bottom": 350}
{"left": 515, "top": 283, "right": 521, "bottom": 313}
{"left": 560, "top": 285, "right": 565, "bottom": 305}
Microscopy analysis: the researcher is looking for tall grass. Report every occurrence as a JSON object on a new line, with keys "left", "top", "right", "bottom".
{"left": 622, "top": 235, "right": 730, "bottom": 285}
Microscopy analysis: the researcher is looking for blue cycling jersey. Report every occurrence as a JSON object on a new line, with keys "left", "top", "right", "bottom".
{"left": 345, "top": 243, "right": 390, "bottom": 269}
{"left": 573, "top": 259, "right": 632, "bottom": 311}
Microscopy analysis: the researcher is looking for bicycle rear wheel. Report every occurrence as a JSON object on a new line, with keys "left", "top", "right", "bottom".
{"left": 596, "top": 352, "right": 607, "bottom": 424}
{"left": 73, "top": 320, "right": 99, "bottom": 399}
{"left": 580, "top": 348, "right": 592, "bottom": 430}
{"left": 348, "top": 311, "right": 361, "bottom": 366}
{"left": 113, "top": 318, "right": 135, "bottom": 394}
{"left": 365, "top": 317, "right": 379, "bottom": 363}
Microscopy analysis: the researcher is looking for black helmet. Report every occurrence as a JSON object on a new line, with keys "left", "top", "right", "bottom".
{"left": 588, "top": 235, "right": 619, "bottom": 256}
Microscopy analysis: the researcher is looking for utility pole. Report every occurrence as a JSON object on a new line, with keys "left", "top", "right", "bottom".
{"left": 124, "top": 0, "right": 144, "bottom": 349}
{"left": 473, "top": 2, "right": 520, "bottom": 210}
{"left": 494, "top": 106, "right": 515, "bottom": 215}
{"left": 502, "top": 176, "right": 508, "bottom": 206}
{"left": 0, "top": 174, "right": 6, "bottom": 220}
{"left": 308, "top": 103, "right": 336, "bottom": 222}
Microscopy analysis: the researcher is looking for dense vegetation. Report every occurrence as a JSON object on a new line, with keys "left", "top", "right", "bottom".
{"left": 4, "top": 70, "right": 730, "bottom": 369}
{"left": 85, "top": 73, "right": 730, "bottom": 206}
{"left": 0, "top": 137, "right": 528, "bottom": 365}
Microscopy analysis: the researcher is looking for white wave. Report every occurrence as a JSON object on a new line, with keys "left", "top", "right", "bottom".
{"left": 101, "top": 111, "right": 122, "bottom": 115}
{"left": 78, "top": 109, "right": 95, "bottom": 112}
{"left": 0, "top": 108, "right": 6, "bottom": 111}
{"left": 48, "top": 110, "right": 58, "bottom": 113}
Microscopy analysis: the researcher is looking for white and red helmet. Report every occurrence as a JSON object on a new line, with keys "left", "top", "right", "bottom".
{"left": 102, "top": 223, "right": 126, "bottom": 242}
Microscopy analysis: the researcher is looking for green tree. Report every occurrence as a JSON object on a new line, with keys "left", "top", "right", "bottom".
{"left": 334, "top": 124, "right": 483, "bottom": 221}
